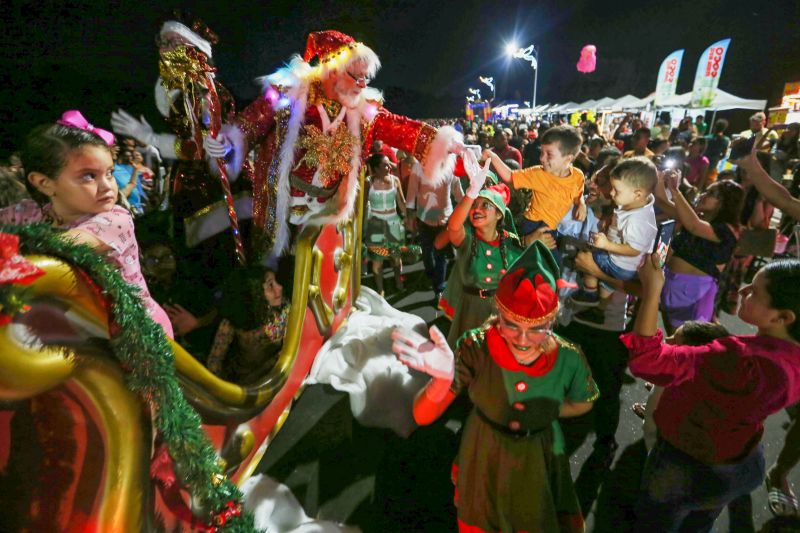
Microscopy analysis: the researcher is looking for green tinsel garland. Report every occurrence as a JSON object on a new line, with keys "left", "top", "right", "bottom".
{"left": 1, "top": 223, "right": 261, "bottom": 533}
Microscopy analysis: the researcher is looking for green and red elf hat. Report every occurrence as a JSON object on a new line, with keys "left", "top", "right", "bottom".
{"left": 476, "top": 183, "right": 515, "bottom": 234}
{"left": 494, "top": 241, "right": 574, "bottom": 326}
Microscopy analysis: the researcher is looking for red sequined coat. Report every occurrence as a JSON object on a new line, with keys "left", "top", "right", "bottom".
{"left": 232, "top": 81, "right": 449, "bottom": 257}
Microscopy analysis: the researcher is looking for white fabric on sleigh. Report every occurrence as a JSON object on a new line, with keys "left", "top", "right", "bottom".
{"left": 241, "top": 474, "right": 360, "bottom": 532}
{"left": 306, "top": 286, "right": 429, "bottom": 437}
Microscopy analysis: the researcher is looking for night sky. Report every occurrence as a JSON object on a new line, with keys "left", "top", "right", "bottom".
{"left": 1, "top": 0, "right": 798, "bottom": 155}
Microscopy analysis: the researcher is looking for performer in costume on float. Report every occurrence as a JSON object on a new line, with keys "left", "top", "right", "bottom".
{"left": 437, "top": 151, "right": 524, "bottom": 347}
{"left": 204, "top": 30, "right": 463, "bottom": 261}
{"left": 111, "top": 16, "right": 251, "bottom": 271}
{"left": 392, "top": 242, "right": 598, "bottom": 533}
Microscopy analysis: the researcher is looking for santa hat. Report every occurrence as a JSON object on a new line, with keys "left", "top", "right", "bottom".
{"left": 303, "top": 30, "right": 381, "bottom": 78}
{"left": 159, "top": 18, "right": 217, "bottom": 58}
{"left": 494, "top": 241, "right": 572, "bottom": 326}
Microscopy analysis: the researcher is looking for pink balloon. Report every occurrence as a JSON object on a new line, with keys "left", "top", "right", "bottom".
{"left": 577, "top": 44, "right": 597, "bottom": 73}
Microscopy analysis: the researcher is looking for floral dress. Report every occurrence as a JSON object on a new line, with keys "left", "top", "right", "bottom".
{"left": 451, "top": 324, "right": 599, "bottom": 532}
{"left": 0, "top": 200, "right": 173, "bottom": 337}
{"left": 207, "top": 303, "right": 290, "bottom": 383}
{"left": 364, "top": 180, "right": 406, "bottom": 261}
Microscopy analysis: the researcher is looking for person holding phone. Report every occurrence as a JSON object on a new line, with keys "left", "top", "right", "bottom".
{"left": 653, "top": 168, "right": 745, "bottom": 334}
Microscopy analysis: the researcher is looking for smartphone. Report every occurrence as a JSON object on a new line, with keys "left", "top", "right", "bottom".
{"left": 729, "top": 135, "right": 756, "bottom": 161}
{"left": 652, "top": 219, "right": 676, "bottom": 267}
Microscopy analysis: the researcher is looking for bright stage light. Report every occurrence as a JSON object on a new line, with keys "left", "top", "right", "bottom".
{"left": 505, "top": 42, "right": 518, "bottom": 56}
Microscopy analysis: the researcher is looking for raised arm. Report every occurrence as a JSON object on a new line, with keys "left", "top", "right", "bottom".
{"left": 481, "top": 149, "right": 513, "bottom": 185}
{"left": 735, "top": 141, "right": 800, "bottom": 219}
{"left": 665, "top": 174, "right": 720, "bottom": 242}
{"left": 446, "top": 151, "right": 489, "bottom": 247}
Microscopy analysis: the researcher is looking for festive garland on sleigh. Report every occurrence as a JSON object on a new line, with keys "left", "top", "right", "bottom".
{"left": 0, "top": 224, "right": 261, "bottom": 533}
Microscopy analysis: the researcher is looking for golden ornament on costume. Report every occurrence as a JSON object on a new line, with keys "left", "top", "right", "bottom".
{"left": 297, "top": 122, "right": 356, "bottom": 188}
{"left": 159, "top": 46, "right": 213, "bottom": 89}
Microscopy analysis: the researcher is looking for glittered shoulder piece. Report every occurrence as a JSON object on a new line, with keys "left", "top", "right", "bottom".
{"left": 455, "top": 321, "right": 491, "bottom": 350}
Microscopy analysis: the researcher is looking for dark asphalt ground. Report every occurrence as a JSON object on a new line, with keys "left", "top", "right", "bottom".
{"left": 258, "top": 260, "right": 800, "bottom": 532}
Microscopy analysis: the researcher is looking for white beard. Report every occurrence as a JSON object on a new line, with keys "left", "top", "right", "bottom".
{"left": 335, "top": 88, "right": 362, "bottom": 109}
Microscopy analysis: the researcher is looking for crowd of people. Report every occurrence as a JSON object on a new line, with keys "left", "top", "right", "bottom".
{"left": 1, "top": 18, "right": 800, "bottom": 533}
{"left": 376, "top": 112, "right": 800, "bottom": 531}
{"left": 2, "top": 101, "right": 800, "bottom": 531}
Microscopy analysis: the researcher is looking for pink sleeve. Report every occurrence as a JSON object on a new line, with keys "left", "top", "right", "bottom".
{"left": 619, "top": 329, "right": 714, "bottom": 387}
{"left": 73, "top": 207, "right": 135, "bottom": 255}
{"left": 0, "top": 200, "right": 45, "bottom": 225}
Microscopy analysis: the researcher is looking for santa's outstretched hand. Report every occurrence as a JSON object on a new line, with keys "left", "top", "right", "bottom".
{"left": 111, "top": 109, "right": 156, "bottom": 146}
{"left": 391, "top": 326, "right": 454, "bottom": 382}
{"left": 462, "top": 150, "right": 491, "bottom": 199}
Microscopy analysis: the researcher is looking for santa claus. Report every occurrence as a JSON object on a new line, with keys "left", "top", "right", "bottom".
{"left": 205, "top": 30, "right": 463, "bottom": 261}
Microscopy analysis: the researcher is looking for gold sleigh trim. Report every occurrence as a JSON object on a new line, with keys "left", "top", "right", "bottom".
{"left": 0, "top": 169, "right": 365, "bottom": 523}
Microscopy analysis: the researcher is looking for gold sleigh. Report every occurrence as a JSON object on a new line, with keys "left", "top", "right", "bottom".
{"left": 0, "top": 183, "right": 365, "bottom": 531}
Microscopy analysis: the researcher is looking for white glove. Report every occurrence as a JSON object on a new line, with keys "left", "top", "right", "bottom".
{"left": 450, "top": 140, "right": 467, "bottom": 155}
{"left": 203, "top": 133, "right": 232, "bottom": 159}
{"left": 110, "top": 109, "right": 155, "bottom": 146}
{"left": 463, "top": 150, "right": 491, "bottom": 199}
{"left": 391, "top": 326, "right": 454, "bottom": 381}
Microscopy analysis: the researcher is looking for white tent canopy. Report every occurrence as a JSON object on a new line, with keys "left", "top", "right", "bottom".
{"left": 550, "top": 101, "right": 579, "bottom": 112}
{"left": 701, "top": 89, "right": 766, "bottom": 111}
{"left": 629, "top": 93, "right": 655, "bottom": 109}
{"left": 610, "top": 94, "right": 645, "bottom": 110}
{"left": 594, "top": 97, "right": 617, "bottom": 110}
{"left": 574, "top": 99, "right": 598, "bottom": 110}
{"left": 656, "top": 89, "right": 766, "bottom": 111}
{"left": 658, "top": 92, "right": 692, "bottom": 107}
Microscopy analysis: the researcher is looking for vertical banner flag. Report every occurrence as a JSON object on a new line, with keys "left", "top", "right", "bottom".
{"left": 654, "top": 49, "right": 684, "bottom": 106}
{"left": 690, "top": 38, "right": 731, "bottom": 107}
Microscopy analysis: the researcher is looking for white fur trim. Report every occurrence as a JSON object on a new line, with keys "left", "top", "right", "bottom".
{"left": 266, "top": 82, "right": 309, "bottom": 262}
{"left": 259, "top": 56, "right": 312, "bottom": 101}
{"left": 421, "top": 126, "right": 462, "bottom": 188}
{"left": 160, "top": 21, "right": 212, "bottom": 58}
{"left": 154, "top": 79, "right": 180, "bottom": 118}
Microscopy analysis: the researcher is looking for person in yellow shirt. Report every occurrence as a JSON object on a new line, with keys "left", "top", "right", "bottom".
{"left": 483, "top": 125, "right": 586, "bottom": 246}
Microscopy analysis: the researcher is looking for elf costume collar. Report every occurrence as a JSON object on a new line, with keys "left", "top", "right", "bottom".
{"left": 486, "top": 325, "right": 558, "bottom": 377}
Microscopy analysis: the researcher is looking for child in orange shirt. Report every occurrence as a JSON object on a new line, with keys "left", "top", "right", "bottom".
{"left": 483, "top": 125, "right": 586, "bottom": 245}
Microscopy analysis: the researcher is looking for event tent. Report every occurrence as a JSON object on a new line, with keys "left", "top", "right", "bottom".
{"left": 656, "top": 90, "right": 766, "bottom": 111}
{"left": 594, "top": 97, "right": 618, "bottom": 110}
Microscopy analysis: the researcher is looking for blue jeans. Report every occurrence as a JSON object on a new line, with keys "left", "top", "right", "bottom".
{"left": 592, "top": 250, "right": 637, "bottom": 292}
{"left": 634, "top": 438, "right": 765, "bottom": 533}
{"left": 417, "top": 220, "right": 448, "bottom": 292}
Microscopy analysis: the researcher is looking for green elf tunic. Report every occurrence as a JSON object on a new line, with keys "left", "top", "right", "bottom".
{"left": 451, "top": 324, "right": 599, "bottom": 533}
{"left": 440, "top": 225, "right": 523, "bottom": 347}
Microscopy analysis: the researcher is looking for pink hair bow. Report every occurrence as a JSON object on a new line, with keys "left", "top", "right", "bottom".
{"left": 57, "top": 110, "right": 116, "bottom": 146}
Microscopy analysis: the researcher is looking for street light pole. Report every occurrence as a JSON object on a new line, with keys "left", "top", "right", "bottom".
{"left": 509, "top": 43, "right": 539, "bottom": 110}
{"left": 532, "top": 52, "right": 538, "bottom": 109}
